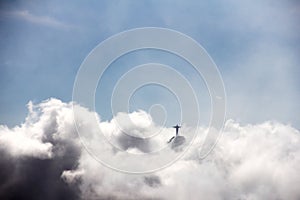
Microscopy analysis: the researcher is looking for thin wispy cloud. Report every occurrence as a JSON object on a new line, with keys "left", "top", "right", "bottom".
{"left": 3, "top": 10, "right": 73, "bottom": 30}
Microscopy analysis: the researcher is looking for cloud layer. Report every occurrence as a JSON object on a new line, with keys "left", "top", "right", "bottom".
{"left": 0, "top": 98, "right": 300, "bottom": 200}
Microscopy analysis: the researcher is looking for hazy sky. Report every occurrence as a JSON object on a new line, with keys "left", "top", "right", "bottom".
{"left": 0, "top": 0, "right": 299, "bottom": 127}
{"left": 1, "top": 1, "right": 300, "bottom": 200}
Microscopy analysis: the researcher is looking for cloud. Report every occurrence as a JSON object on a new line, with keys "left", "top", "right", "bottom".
{"left": 3, "top": 10, "right": 73, "bottom": 30}
{"left": 0, "top": 124, "right": 53, "bottom": 158}
{"left": 0, "top": 98, "right": 300, "bottom": 199}
{"left": 0, "top": 99, "right": 81, "bottom": 200}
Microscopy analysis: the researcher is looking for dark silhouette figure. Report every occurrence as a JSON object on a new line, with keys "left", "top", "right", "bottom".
{"left": 168, "top": 124, "right": 181, "bottom": 143}
{"left": 173, "top": 124, "right": 181, "bottom": 136}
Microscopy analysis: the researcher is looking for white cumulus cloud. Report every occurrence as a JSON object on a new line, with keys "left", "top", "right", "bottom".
{"left": 0, "top": 98, "right": 300, "bottom": 200}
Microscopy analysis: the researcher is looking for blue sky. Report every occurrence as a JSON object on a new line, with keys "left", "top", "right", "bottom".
{"left": 0, "top": 0, "right": 299, "bottom": 128}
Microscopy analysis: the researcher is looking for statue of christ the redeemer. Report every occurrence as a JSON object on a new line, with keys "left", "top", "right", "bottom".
{"left": 173, "top": 124, "right": 181, "bottom": 136}
{"left": 168, "top": 124, "right": 181, "bottom": 143}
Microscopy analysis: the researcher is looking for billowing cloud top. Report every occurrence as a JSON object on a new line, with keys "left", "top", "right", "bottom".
{"left": 0, "top": 98, "right": 300, "bottom": 200}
